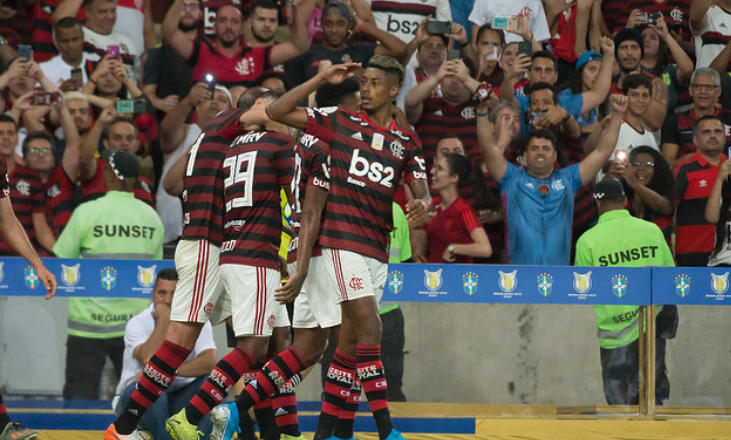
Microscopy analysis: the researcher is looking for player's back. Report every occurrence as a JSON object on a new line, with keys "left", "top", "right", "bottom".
{"left": 220, "top": 130, "right": 294, "bottom": 269}
{"left": 181, "top": 108, "right": 245, "bottom": 247}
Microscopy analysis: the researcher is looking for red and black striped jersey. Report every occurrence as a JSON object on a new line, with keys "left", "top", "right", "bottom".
{"left": 673, "top": 152, "right": 725, "bottom": 266}
{"left": 44, "top": 165, "right": 77, "bottom": 236}
{"left": 602, "top": 0, "right": 691, "bottom": 34}
{"left": 287, "top": 132, "right": 330, "bottom": 263}
{"left": 661, "top": 106, "right": 731, "bottom": 159}
{"left": 219, "top": 130, "right": 294, "bottom": 269}
{"left": 31, "top": 0, "right": 86, "bottom": 62}
{"left": 0, "top": 158, "right": 9, "bottom": 198}
{"left": 305, "top": 107, "right": 427, "bottom": 263}
{"left": 81, "top": 158, "right": 155, "bottom": 207}
{"left": 415, "top": 97, "right": 481, "bottom": 172}
{"left": 0, "top": 164, "right": 44, "bottom": 255}
{"left": 181, "top": 108, "right": 245, "bottom": 247}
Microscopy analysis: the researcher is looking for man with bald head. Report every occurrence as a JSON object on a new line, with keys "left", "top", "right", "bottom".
{"left": 163, "top": 0, "right": 318, "bottom": 87}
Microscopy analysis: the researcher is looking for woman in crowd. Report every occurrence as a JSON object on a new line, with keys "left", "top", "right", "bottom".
{"left": 621, "top": 146, "right": 674, "bottom": 241}
{"left": 424, "top": 152, "right": 492, "bottom": 263}
{"left": 638, "top": 16, "right": 693, "bottom": 112}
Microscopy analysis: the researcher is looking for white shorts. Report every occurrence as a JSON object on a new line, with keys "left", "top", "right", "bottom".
{"left": 290, "top": 259, "right": 341, "bottom": 329}
{"left": 313, "top": 247, "right": 386, "bottom": 303}
{"left": 221, "top": 264, "right": 286, "bottom": 337}
{"left": 170, "top": 240, "right": 230, "bottom": 325}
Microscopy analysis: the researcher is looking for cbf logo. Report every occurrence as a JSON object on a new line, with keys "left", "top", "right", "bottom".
{"left": 675, "top": 274, "right": 691, "bottom": 297}
{"left": 101, "top": 266, "right": 117, "bottom": 291}
{"left": 61, "top": 263, "right": 81, "bottom": 287}
{"left": 387, "top": 271, "right": 404, "bottom": 295}
{"left": 498, "top": 270, "right": 517, "bottom": 292}
{"left": 423, "top": 269, "right": 443, "bottom": 291}
{"left": 611, "top": 274, "right": 628, "bottom": 298}
{"left": 537, "top": 273, "right": 552, "bottom": 297}
{"left": 710, "top": 272, "right": 729, "bottom": 294}
{"left": 573, "top": 271, "right": 592, "bottom": 294}
{"left": 24, "top": 266, "right": 39, "bottom": 289}
{"left": 462, "top": 272, "right": 478, "bottom": 295}
{"left": 137, "top": 265, "right": 157, "bottom": 288}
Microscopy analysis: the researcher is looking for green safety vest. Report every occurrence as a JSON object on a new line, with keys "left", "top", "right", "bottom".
{"left": 381, "top": 203, "right": 412, "bottom": 315}
{"left": 574, "top": 209, "right": 674, "bottom": 349}
{"left": 53, "top": 191, "right": 164, "bottom": 339}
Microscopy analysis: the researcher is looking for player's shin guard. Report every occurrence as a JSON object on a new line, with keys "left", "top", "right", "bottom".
{"left": 185, "top": 347, "right": 256, "bottom": 425}
{"left": 272, "top": 374, "right": 302, "bottom": 436}
{"left": 237, "top": 347, "right": 306, "bottom": 409}
{"left": 115, "top": 340, "right": 191, "bottom": 434}
{"left": 357, "top": 344, "right": 394, "bottom": 439}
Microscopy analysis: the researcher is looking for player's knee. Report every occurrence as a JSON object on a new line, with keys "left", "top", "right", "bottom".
{"left": 166, "top": 321, "right": 204, "bottom": 350}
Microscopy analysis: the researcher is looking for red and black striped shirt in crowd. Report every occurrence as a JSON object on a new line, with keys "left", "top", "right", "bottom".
{"left": 31, "top": 0, "right": 86, "bottom": 62}
{"left": 0, "top": 163, "right": 44, "bottom": 255}
{"left": 181, "top": 108, "right": 245, "bottom": 247}
{"left": 673, "top": 152, "right": 726, "bottom": 266}
{"left": 44, "top": 165, "right": 77, "bottom": 236}
{"left": 661, "top": 106, "right": 731, "bottom": 159}
{"left": 0, "top": 158, "right": 9, "bottom": 197}
{"left": 414, "top": 83, "right": 492, "bottom": 171}
{"left": 305, "top": 107, "right": 427, "bottom": 263}
{"left": 288, "top": 132, "right": 330, "bottom": 263}
{"left": 81, "top": 157, "right": 155, "bottom": 207}
{"left": 219, "top": 130, "right": 294, "bottom": 269}
{"left": 601, "top": 0, "right": 691, "bottom": 34}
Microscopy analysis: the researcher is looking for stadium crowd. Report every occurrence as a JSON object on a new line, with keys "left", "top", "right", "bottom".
{"left": 0, "top": 0, "right": 730, "bottom": 438}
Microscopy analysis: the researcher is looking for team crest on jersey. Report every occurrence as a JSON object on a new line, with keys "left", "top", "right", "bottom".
{"left": 669, "top": 8, "right": 683, "bottom": 24}
{"left": 235, "top": 56, "right": 256, "bottom": 75}
{"left": 611, "top": 274, "right": 628, "bottom": 298}
{"left": 101, "top": 266, "right": 117, "bottom": 291}
{"left": 675, "top": 274, "right": 691, "bottom": 297}
{"left": 389, "top": 140, "right": 404, "bottom": 159}
{"left": 710, "top": 272, "right": 729, "bottom": 294}
{"left": 498, "top": 270, "right": 517, "bottom": 292}
{"left": 47, "top": 184, "right": 60, "bottom": 198}
{"left": 387, "top": 271, "right": 404, "bottom": 294}
{"left": 537, "top": 273, "right": 552, "bottom": 297}
{"left": 137, "top": 265, "right": 157, "bottom": 288}
{"left": 15, "top": 180, "right": 30, "bottom": 196}
{"left": 423, "top": 269, "right": 443, "bottom": 291}
{"left": 462, "top": 272, "right": 478, "bottom": 295}
{"left": 460, "top": 106, "right": 475, "bottom": 119}
{"left": 573, "top": 271, "right": 592, "bottom": 294}
{"left": 24, "top": 266, "right": 39, "bottom": 289}
{"left": 62, "top": 263, "right": 81, "bottom": 287}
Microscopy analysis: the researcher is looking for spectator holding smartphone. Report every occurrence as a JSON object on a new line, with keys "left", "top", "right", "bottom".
{"left": 39, "top": 17, "right": 92, "bottom": 91}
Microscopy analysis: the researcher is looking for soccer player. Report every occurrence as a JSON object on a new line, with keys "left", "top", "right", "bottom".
{"left": 217, "top": 56, "right": 431, "bottom": 440}
{"left": 105, "top": 89, "right": 275, "bottom": 440}
{"left": 164, "top": 90, "right": 301, "bottom": 439}
{"left": 0, "top": 157, "right": 57, "bottom": 440}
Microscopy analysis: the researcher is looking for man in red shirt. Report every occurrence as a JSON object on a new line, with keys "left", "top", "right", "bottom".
{"left": 162, "top": 0, "right": 317, "bottom": 87}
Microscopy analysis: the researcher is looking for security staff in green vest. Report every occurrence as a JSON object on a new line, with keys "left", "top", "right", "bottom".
{"left": 575, "top": 178, "right": 678, "bottom": 405}
{"left": 53, "top": 150, "right": 164, "bottom": 399}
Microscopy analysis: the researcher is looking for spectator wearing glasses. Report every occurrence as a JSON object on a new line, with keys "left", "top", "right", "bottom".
{"left": 661, "top": 68, "right": 731, "bottom": 167}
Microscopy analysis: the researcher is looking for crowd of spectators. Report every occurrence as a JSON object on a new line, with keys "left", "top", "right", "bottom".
{"left": 0, "top": 0, "right": 731, "bottom": 407}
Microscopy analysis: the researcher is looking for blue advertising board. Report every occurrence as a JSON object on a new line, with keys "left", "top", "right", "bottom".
{"left": 652, "top": 266, "right": 731, "bottom": 305}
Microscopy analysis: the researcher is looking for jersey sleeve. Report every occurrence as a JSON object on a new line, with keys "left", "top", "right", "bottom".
{"left": 402, "top": 136, "right": 427, "bottom": 184}
{"left": 458, "top": 199, "right": 482, "bottom": 232}
{"left": 307, "top": 143, "right": 331, "bottom": 190}
{"left": 305, "top": 107, "right": 338, "bottom": 144}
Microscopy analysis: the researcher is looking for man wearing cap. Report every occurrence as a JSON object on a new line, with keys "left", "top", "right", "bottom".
{"left": 53, "top": 151, "right": 165, "bottom": 399}
{"left": 285, "top": 1, "right": 407, "bottom": 88}
{"left": 575, "top": 177, "right": 677, "bottom": 405}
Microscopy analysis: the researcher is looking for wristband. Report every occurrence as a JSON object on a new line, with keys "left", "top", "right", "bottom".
{"left": 476, "top": 112, "right": 489, "bottom": 117}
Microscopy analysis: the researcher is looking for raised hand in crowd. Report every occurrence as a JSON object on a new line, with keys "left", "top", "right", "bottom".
{"left": 625, "top": 9, "right": 646, "bottom": 29}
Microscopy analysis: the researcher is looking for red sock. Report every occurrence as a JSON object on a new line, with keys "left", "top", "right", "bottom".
{"left": 357, "top": 344, "right": 393, "bottom": 438}
{"left": 115, "top": 340, "right": 191, "bottom": 434}
{"left": 241, "top": 347, "right": 306, "bottom": 405}
{"left": 186, "top": 347, "right": 256, "bottom": 425}
{"left": 334, "top": 373, "right": 361, "bottom": 438}
{"left": 272, "top": 377, "right": 300, "bottom": 436}
{"left": 314, "top": 349, "right": 355, "bottom": 438}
